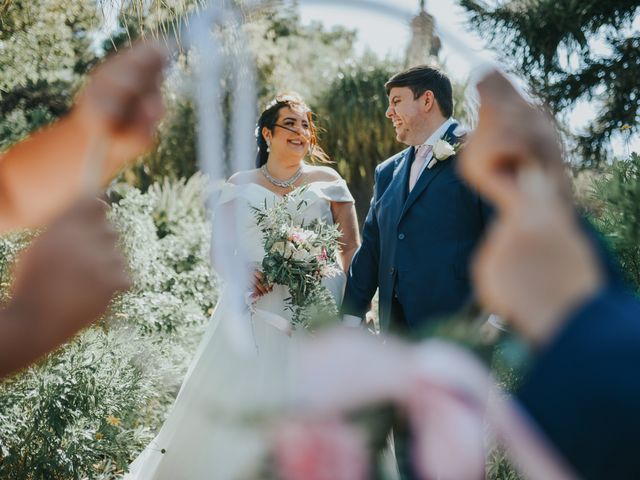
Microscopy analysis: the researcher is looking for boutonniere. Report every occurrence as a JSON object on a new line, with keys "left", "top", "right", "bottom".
{"left": 427, "top": 139, "right": 461, "bottom": 169}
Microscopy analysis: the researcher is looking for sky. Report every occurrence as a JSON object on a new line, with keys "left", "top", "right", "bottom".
{"left": 298, "top": 0, "right": 496, "bottom": 82}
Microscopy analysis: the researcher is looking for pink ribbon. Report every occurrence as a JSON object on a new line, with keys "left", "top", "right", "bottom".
{"left": 281, "top": 329, "right": 578, "bottom": 480}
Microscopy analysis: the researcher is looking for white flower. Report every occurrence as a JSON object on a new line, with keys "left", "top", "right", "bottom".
{"left": 292, "top": 248, "right": 311, "bottom": 261}
{"left": 285, "top": 241, "right": 296, "bottom": 256}
{"left": 271, "top": 241, "right": 286, "bottom": 255}
{"left": 288, "top": 227, "right": 314, "bottom": 245}
{"left": 432, "top": 139, "right": 456, "bottom": 161}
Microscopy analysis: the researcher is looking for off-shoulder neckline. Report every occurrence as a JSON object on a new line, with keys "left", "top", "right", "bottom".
{"left": 227, "top": 179, "right": 346, "bottom": 200}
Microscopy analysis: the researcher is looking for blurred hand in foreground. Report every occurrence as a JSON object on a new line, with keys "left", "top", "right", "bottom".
{"left": 0, "top": 198, "right": 130, "bottom": 377}
{"left": 460, "top": 71, "right": 570, "bottom": 212}
{"left": 0, "top": 41, "right": 168, "bottom": 231}
{"left": 460, "top": 72, "right": 603, "bottom": 346}
{"left": 71, "top": 40, "right": 168, "bottom": 161}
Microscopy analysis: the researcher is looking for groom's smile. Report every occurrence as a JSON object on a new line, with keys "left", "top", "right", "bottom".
{"left": 386, "top": 86, "right": 435, "bottom": 146}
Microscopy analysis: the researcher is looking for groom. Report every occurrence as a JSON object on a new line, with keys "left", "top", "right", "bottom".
{"left": 342, "top": 64, "right": 491, "bottom": 334}
{"left": 342, "top": 64, "right": 491, "bottom": 479}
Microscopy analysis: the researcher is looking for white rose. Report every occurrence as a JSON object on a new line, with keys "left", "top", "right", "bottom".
{"left": 271, "top": 241, "right": 286, "bottom": 255}
{"left": 432, "top": 139, "right": 456, "bottom": 161}
{"left": 285, "top": 241, "right": 296, "bottom": 256}
{"left": 292, "top": 248, "right": 310, "bottom": 261}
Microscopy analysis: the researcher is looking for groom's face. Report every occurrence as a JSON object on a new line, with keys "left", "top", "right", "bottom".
{"left": 386, "top": 86, "right": 428, "bottom": 146}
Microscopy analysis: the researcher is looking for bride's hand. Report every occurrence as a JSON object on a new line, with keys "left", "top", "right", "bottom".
{"left": 251, "top": 271, "right": 273, "bottom": 298}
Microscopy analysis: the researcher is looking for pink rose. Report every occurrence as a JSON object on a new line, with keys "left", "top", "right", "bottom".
{"left": 316, "top": 247, "right": 329, "bottom": 262}
{"left": 273, "top": 418, "right": 370, "bottom": 480}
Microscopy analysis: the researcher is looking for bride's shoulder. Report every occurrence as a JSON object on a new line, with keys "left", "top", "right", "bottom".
{"left": 217, "top": 170, "right": 263, "bottom": 205}
{"left": 304, "top": 166, "right": 353, "bottom": 203}
{"left": 304, "top": 165, "right": 343, "bottom": 183}
{"left": 227, "top": 169, "right": 260, "bottom": 185}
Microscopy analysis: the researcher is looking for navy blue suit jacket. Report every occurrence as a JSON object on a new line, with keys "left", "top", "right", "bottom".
{"left": 342, "top": 123, "right": 491, "bottom": 331}
{"left": 518, "top": 287, "right": 640, "bottom": 479}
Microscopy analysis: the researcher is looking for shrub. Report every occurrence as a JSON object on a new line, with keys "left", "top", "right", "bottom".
{"left": 0, "top": 175, "right": 217, "bottom": 479}
{"left": 591, "top": 153, "right": 640, "bottom": 291}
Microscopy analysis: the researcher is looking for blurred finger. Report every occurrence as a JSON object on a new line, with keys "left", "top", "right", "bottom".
{"left": 126, "top": 40, "right": 169, "bottom": 81}
{"left": 461, "top": 134, "right": 533, "bottom": 212}
{"left": 461, "top": 71, "right": 565, "bottom": 214}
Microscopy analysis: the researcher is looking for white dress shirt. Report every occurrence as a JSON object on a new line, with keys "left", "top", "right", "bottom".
{"left": 412, "top": 117, "right": 455, "bottom": 182}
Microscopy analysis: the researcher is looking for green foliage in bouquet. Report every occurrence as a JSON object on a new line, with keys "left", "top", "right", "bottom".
{"left": 591, "top": 152, "right": 640, "bottom": 291}
{"left": 0, "top": 175, "right": 217, "bottom": 479}
{"left": 253, "top": 192, "right": 341, "bottom": 329}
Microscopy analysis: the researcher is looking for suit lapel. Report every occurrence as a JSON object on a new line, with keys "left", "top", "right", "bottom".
{"left": 399, "top": 123, "right": 460, "bottom": 223}
{"left": 379, "top": 147, "right": 414, "bottom": 228}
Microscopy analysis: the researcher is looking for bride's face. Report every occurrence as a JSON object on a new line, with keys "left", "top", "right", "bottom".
{"left": 263, "top": 106, "right": 311, "bottom": 162}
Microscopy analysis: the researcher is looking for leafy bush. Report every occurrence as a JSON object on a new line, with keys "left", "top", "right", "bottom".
{"left": 0, "top": 0, "right": 100, "bottom": 150}
{"left": 0, "top": 175, "right": 217, "bottom": 479}
{"left": 0, "top": 329, "right": 155, "bottom": 479}
{"left": 591, "top": 153, "right": 640, "bottom": 291}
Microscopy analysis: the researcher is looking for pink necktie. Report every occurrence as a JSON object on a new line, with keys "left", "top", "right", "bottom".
{"left": 409, "top": 144, "right": 432, "bottom": 192}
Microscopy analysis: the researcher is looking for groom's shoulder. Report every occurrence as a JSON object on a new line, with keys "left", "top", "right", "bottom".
{"left": 376, "top": 148, "right": 410, "bottom": 175}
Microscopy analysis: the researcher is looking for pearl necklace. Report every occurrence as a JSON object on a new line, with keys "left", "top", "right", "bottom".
{"left": 260, "top": 164, "right": 303, "bottom": 189}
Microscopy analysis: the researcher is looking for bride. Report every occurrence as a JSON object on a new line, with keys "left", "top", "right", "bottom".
{"left": 125, "top": 93, "right": 360, "bottom": 479}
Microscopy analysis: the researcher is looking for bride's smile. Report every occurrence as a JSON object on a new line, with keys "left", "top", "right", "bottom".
{"left": 266, "top": 107, "right": 312, "bottom": 163}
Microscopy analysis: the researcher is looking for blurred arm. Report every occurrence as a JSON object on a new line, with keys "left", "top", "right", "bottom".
{"left": 0, "top": 198, "right": 130, "bottom": 377}
{"left": 0, "top": 41, "right": 167, "bottom": 232}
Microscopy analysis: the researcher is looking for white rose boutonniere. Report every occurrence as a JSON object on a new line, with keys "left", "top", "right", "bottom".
{"left": 427, "top": 139, "right": 460, "bottom": 169}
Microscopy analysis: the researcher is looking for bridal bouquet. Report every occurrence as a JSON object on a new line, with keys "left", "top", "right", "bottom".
{"left": 252, "top": 192, "right": 341, "bottom": 329}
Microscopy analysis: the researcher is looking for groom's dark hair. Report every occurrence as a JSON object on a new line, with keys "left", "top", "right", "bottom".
{"left": 385, "top": 65, "right": 453, "bottom": 118}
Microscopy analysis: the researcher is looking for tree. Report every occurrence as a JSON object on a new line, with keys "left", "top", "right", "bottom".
{"left": 0, "top": 0, "right": 100, "bottom": 149}
{"left": 313, "top": 58, "right": 403, "bottom": 224}
{"left": 591, "top": 152, "right": 640, "bottom": 291}
{"left": 246, "top": 5, "right": 357, "bottom": 105}
{"left": 460, "top": 0, "right": 640, "bottom": 167}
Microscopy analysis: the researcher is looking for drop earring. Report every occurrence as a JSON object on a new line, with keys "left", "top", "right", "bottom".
{"left": 266, "top": 140, "right": 271, "bottom": 153}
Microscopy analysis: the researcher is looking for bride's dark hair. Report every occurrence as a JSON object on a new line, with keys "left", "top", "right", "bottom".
{"left": 255, "top": 93, "right": 330, "bottom": 168}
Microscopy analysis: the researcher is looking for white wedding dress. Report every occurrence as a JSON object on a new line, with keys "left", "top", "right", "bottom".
{"left": 125, "top": 180, "right": 354, "bottom": 480}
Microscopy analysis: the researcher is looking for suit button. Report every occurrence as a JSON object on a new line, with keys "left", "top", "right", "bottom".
{"left": 398, "top": 233, "right": 405, "bottom": 240}
{"left": 389, "top": 267, "right": 395, "bottom": 275}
